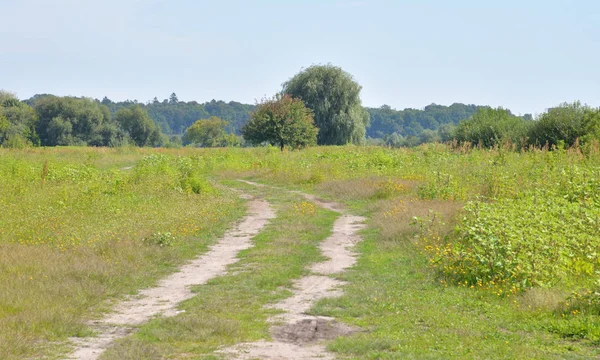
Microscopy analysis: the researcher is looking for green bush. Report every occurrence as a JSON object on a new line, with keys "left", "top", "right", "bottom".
{"left": 529, "top": 102, "right": 600, "bottom": 148}
{"left": 421, "top": 164, "right": 600, "bottom": 290}
{"left": 454, "top": 107, "right": 531, "bottom": 148}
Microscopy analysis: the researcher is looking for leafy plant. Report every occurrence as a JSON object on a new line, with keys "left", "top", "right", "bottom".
{"left": 143, "top": 232, "right": 177, "bottom": 247}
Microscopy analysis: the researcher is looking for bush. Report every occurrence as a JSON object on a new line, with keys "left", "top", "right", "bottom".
{"left": 419, "top": 167, "right": 600, "bottom": 291}
{"left": 454, "top": 107, "right": 531, "bottom": 148}
{"left": 529, "top": 102, "right": 600, "bottom": 148}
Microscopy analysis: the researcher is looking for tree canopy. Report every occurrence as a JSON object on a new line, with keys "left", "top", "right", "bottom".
{"left": 528, "top": 102, "right": 600, "bottom": 148}
{"left": 183, "top": 116, "right": 241, "bottom": 147}
{"left": 96, "top": 96, "right": 254, "bottom": 135}
{"left": 6, "top": 90, "right": 596, "bottom": 150}
{"left": 33, "top": 95, "right": 121, "bottom": 146}
{"left": 453, "top": 107, "right": 531, "bottom": 147}
{"left": 283, "top": 64, "right": 369, "bottom": 145}
{"left": 242, "top": 95, "right": 318, "bottom": 151}
{"left": 114, "top": 105, "right": 163, "bottom": 147}
{"left": 0, "top": 91, "right": 38, "bottom": 148}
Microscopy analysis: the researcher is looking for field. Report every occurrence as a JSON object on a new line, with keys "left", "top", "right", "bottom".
{"left": 1, "top": 145, "right": 600, "bottom": 359}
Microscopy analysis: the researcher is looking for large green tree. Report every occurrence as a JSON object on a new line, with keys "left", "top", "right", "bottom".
{"left": 183, "top": 116, "right": 240, "bottom": 147}
{"left": 0, "top": 91, "right": 39, "bottom": 147}
{"left": 282, "top": 64, "right": 369, "bottom": 145}
{"left": 34, "top": 96, "right": 114, "bottom": 146}
{"left": 242, "top": 94, "right": 318, "bottom": 151}
{"left": 114, "top": 105, "right": 163, "bottom": 147}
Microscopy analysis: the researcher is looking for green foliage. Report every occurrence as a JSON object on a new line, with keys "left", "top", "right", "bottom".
{"left": 529, "top": 101, "right": 600, "bottom": 148}
{"left": 242, "top": 94, "right": 318, "bottom": 150}
{"left": 34, "top": 96, "right": 118, "bottom": 146}
{"left": 0, "top": 113, "right": 9, "bottom": 143}
{"left": 453, "top": 107, "right": 531, "bottom": 147}
{"left": 283, "top": 64, "right": 369, "bottom": 145}
{"left": 182, "top": 116, "right": 240, "bottom": 147}
{"left": 413, "top": 157, "right": 600, "bottom": 293}
{"left": 0, "top": 91, "right": 38, "bottom": 147}
{"left": 0, "top": 148, "right": 244, "bottom": 359}
{"left": 100, "top": 96, "right": 254, "bottom": 135}
{"left": 114, "top": 105, "right": 163, "bottom": 147}
{"left": 133, "top": 154, "right": 216, "bottom": 194}
{"left": 367, "top": 103, "right": 489, "bottom": 140}
{"left": 445, "top": 192, "right": 599, "bottom": 289}
{"left": 143, "top": 232, "right": 177, "bottom": 247}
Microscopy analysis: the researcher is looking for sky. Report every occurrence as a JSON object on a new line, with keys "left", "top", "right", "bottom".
{"left": 1, "top": 0, "right": 598, "bottom": 115}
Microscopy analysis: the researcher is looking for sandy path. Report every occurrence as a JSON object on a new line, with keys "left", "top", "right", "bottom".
{"left": 67, "top": 194, "right": 275, "bottom": 360}
{"left": 220, "top": 181, "right": 365, "bottom": 360}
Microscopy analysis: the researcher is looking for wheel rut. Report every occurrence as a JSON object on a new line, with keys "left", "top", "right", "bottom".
{"left": 67, "top": 193, "right": 275, "bottom": 360}
{"left": 219, "top": 180, "right": 366, "bottom": 360}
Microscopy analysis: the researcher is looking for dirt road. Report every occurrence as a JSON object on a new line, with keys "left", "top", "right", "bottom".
{"left": 219, "top": 181, "right": 365, "bottom": 359}
{"left": 68, "top": 194, "right": 275, "bottom": 360}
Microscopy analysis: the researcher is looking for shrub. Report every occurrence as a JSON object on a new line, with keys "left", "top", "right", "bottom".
{"left": 529, "top": 102, "right": 600, "bottom": 148}
{"left": 454, "top": 107, "right": 531, "bottom": 148}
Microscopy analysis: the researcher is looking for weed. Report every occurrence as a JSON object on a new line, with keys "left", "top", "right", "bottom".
{"left": 143, "top": 232, "right": 177, "bottom": 247}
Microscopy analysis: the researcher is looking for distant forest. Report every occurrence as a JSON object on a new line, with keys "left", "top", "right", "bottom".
{"left": 26, "top": 93, "right": 530, "bottom": 141}
{"left": 1, "top": 92, "right": 541, "bottom": 149}
{"left": 24, "top": 93, "right": 255, "bottom": 136}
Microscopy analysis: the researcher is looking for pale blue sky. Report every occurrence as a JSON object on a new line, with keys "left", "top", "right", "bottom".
{"left": 1, "top": 0, "right": 598, "bottom": 115}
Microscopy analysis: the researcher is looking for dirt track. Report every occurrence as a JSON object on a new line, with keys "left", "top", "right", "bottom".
{"left": 68, "top": 181, "right": 364, "bottom": 360}
{"left": 219, "top": 181, "right": 365, "bottom": 360}
{"left": 68, "top": 194, "right": 275, "bottom": 360}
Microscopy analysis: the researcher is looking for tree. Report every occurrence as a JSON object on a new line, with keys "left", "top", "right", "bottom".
{"left": 365, "top": 103, "right": 487, "bottom": 141}
{"left": 454, "top": 107, "right": 531, "bottom": 148}
{"left": 282, "top": 64, "right": 369, "bottom": 145}
{"left": 114, "top": 105, "right": 163, "bottom": 147}
{"left": 242, "top": 94, "right": 318, "bottom": 151}
{"left": 34, "top": 96, "right": 111, "bottom": 146}
{"left": 437, "top": 123, "right": 456, "bottom": 142}
{"left": 0, "top": 113, "right": 9, "bottom": 144}
{"left": 183, "top": 116, "right": 238, "bottom": 147}
{"left": 169, "top": 93, "right": 179, "bottom": 104}
{"left": 0, "top": 91, "right": 39, "bottom": 147}
{"left": 528, "top": 102, "right": 600, "bottom": 148}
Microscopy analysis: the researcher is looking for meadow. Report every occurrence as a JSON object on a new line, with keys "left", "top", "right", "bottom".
{"left": 1, "top": 144, "right": 600, "bottom": 359}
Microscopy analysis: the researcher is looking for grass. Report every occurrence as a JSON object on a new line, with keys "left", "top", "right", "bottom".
{"left": 308, "top": 192, "right": 599, "bottom": 358}
{"left": 100, "top": 181, "right": 338, "bottom": 359}
{"left": 0, "top": 148, "right": 245, "bottom": 359}
{"left": 3, "top": 144, "right": 600, "bottom": 359}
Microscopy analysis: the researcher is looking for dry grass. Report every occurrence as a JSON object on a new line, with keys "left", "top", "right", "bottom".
{"left": 372, "top": 197, "right": 463, "bottom": 244}
{"left": 317, "top": 177, "right": 416, "bottom": 201}
{"left": 519, "top": 288, "right": 568, "bottom": 312}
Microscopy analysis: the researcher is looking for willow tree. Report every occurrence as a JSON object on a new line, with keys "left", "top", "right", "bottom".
{"left": 283, "top": 64, "right": 369, "bottom": 145}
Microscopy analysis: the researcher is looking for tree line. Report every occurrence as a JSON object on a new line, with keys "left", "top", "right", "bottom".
{"left": 97, "top": 94, "right": 254, "bottom": 135}
{"left": 2, "top": 91, "right": 166, "bottom": 148}
{"left": 2, "top": 64, "right": 597, "bottom": 149}
{"left": 451, "top": 103, "right": 600, "bottom": 149}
